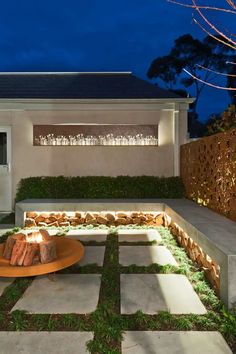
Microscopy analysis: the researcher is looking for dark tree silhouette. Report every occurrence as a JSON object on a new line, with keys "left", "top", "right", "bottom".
{"left": 227, "top": 57, "right": 236, "bottom": 104}
{"left": 147, "top": 34, "right": 234, "bottom": 112}
{"left": 165, "top": 0, "right": 236, "bottom": 100}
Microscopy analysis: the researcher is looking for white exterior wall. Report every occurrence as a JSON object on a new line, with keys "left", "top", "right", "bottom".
{"left": 0, "top": 99, "right": 189, "bottom": 206}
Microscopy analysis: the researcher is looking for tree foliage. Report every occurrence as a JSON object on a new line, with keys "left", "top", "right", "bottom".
{"left": 206, "top": 105, "right": 236, "bottom": 135}
{"left": 227, "top": 58, "right": 236, "bottom": 104}
{"left": 165, "top": 0, "right": 236, "bottom": 103}
{"left": 147, "top": 34, "right": 234, "bottom": 112}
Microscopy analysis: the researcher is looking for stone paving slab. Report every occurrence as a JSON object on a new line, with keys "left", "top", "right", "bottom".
{"left": 67, "top": 229, "right": 108, "bottom": 242}
{"left": 121, "top": 274, "right": 206, "bottom": 314}
{"left": 79, "top": 246, "right": 106, "bottom": 266}
{"left": 119, "top": 246, "right": 178, "bottom": 266}
{"left": 0, "top": 278, "right": 15, "bottom": 296}
{"left": 122, "top": 331, "right": 233, "bottom": 354}
{"left": 118, "top": 229, "right": 161, "bottom": 243}
{"left": 12, "top": 274, "right": 101, "bottom": 314}
{"left": 0, "top": 332, "right": 93, "bottom": 354}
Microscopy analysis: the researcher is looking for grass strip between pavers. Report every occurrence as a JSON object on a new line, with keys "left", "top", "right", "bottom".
{"left": 0, "top": 226, "right": 235, "bottom": 353}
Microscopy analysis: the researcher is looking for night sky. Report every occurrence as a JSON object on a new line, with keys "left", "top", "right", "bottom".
{"left": 0, "top": 0, "right": 235, "bottom": 121}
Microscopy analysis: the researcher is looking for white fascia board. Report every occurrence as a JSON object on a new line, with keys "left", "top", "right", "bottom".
{"left": 0, "top": 98, "right": 194, "bottom": 112}
{"left": 0, "top": 97, "right": 194, "bottom": 105}
{"left": 0, "top": 71, "right": 132, "bottom": 75}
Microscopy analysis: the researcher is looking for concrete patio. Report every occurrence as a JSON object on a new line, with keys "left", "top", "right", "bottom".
{"left": 15, "top": 198, "right": 236, "bottom": 309}
{"left": 0, "top": 227, "right": 233, "bottom": 353}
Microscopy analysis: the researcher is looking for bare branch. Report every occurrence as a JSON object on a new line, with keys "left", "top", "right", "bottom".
{"left": 192, "top": 0, "right": 236, "bottom": 47}
{"left": 166, "top": 0, "right": 236, "bottom": 94}
{"left": 227, "top": 61, "right": 236, "bottom": 65}
{"left": 183, "top": 69, "right": 236, "bottom": 90}
{"left": 193, "top": 18, "right": 236, "bottom": 50}
{"left": 226, "top": 0, "right": 236, "bottom": 10}
{"left": 196, "top": 64, "right": 236, "bottom": 77}
{"left": 166, "top": 0, "right": 236, "bottom": 14}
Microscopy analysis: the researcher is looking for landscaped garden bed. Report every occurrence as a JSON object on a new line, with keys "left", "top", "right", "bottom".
{"left": 23, "top": 210, "right": 220, "bottom": 294}
{"left": 0, "top": 225, "right": 235, "bottom": 353}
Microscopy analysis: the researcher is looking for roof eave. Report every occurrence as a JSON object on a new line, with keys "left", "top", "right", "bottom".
{"left": 0, "top": 97, "right": 195, "bottom": 104}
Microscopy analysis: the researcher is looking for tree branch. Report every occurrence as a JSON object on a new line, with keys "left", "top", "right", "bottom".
{"left": 196, "top": 64, "right": 236, "bottom": 77}
{"left": 192, "top": 0, "right": 236, "bottom": 47}
{"left": 166, "top": 0, "right": 236, "bottom": 14}
{"left": 183, "top": 68, "right": 236, "bottom": 90}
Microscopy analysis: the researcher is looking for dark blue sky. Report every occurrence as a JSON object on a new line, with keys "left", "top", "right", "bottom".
{"left": 0, "top": 0, "right": 235, "bottom": 121}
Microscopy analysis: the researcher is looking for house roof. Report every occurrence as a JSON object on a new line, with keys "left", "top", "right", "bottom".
{"left": 0, "top": 72, "right": 182, "bottom": 100}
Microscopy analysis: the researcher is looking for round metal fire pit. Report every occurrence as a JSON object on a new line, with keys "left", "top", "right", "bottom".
{"left": 0, "top": 236, "right": 84, "bottom": 277}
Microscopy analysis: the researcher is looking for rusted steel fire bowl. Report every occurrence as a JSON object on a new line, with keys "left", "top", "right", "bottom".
{"left": 0, "top": 236, "right": 84, "bottom": 277}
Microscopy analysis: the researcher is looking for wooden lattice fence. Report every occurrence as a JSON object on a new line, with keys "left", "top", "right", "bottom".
{"left": 181, "top": 128, "right": 236, "bottom": 221}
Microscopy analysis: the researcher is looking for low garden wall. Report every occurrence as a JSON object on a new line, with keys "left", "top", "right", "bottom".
{"left": 23, "top": 207, "right": 219, "bottom": 295}
{"left": 16, "top": 197, "right": 236, "bottom": 308}
{"left": 181, "top": 128, "right": 236, "bottom": 221}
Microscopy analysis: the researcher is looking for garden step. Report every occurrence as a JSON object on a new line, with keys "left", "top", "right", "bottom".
{"left": 0, "top": 332, "right": 93, "bottom": 354}
{"left": 66, "top": 229, "right": 108, "bottom": 242}
{"left": 122, "top": 331, "right": 232, "bottom": 354}
{"left": 121, "top": 274, "right": 206, "bottom": 314}
{"left": 12, "top": 274, "right": 101, "bottom": 314}
{"left": 78, "top": 246, "right": 105, "bottom": 266}
{"left": 119, "top": 245, "right": 178, "bottom": 266}
{"left": 118, "top": 229, "right": 161, "bottom": 243}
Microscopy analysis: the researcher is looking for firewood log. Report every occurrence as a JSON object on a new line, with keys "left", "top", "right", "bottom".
{"left": 47, "top": 221, "right": 59, "bottom": 227}
{"left": 32, "top": 254, "right": 40, "bottom": 265}
{"left": 23, "top": 243, "right": 39, "bottom": 266}
{"left": 10, "top": 240, "right": 28, "bottom": 266}
{"left": 39, "top": 229, "right": 50, "bottom": 241}
{"left": 3, "top": 233, "right": 25, "bottom": 260}
{"left": 3, "top": 236, "right": 16, "bottom": 260}
{"left": 39, "top": 240, "right": 57, "bottom": 264}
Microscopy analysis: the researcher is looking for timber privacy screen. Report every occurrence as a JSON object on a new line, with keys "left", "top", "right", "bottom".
{"left": 181, "top": 127, "right": 236, "bottom": 221}
{"left": 33, "top": 124, "right": 159, "bottom": 146}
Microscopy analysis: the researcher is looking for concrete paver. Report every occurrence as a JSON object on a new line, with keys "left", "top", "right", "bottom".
{"left": 118, "top": 229, "right": 161, "bottom": 243}
{"left": 122, "top": 331, "right": 233, "bottom": 354}
{"left": 0, "top": 332, "right": 93, "bottom": 354}
{"left": 79, "top": 246, "right": 105, "bottom": 266}
{"left": 12, "top": 274, "right": 101, "bottom": 314}
{"left": 119, "top": 246, "right": 178, "bottom": 266}
{"left": 67, "top": 229, "right": 108, "bottom": 242}
{"left": 121, "top": 274, "right": 206, "bottom": 314}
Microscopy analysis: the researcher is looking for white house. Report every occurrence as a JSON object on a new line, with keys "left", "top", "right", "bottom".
{"left": 0, "top": 72, "right": 193, "bottom": 211}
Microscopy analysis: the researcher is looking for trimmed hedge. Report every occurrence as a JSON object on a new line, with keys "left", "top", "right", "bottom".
{"left": 15, "top": 176, "right": 185, "bottom": 202}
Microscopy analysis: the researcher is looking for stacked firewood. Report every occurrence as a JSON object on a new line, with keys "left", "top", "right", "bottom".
{"left": 25, "top": 211, "right": 164, "bottom": 228}
{"left": 3, "top": 230, "right": 57, "bottom": 266}
{"left": 168, "top": 220, "right": 220, "bottom": 293}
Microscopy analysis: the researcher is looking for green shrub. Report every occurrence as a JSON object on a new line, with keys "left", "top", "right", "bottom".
{"left": 15, "top": 176, "right": 185, "bottom": 201}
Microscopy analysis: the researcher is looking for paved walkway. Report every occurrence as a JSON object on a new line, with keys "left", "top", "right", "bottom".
{"left": 0, "top": 332, "right": 93, "bottom": 354}
{"left": 0, "top": 228, "right": 233, "bottom": 353}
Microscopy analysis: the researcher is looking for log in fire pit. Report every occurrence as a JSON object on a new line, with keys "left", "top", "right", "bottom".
{"left": 3, "top": 230, "right": 57, "bottom": 266}
{"left": 0, "top": 230, "right": 84, "bottom": 277}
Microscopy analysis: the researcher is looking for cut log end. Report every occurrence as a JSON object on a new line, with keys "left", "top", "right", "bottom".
{"left": 39, "top": 240, "right": 57, "bottom": 264}
{"left": 3, "top": 233, "right": 57, "bottom": 267}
